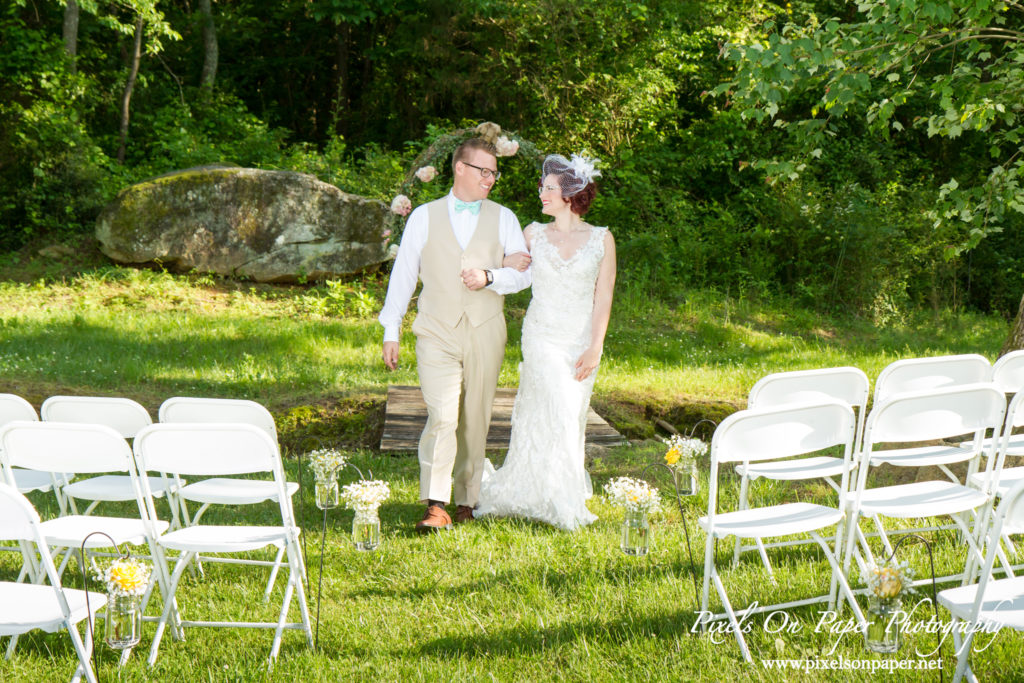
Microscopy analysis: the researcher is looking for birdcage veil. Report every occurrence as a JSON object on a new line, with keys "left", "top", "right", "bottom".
{"left": 541, "top": 153, "right": 602, "bottom": 197}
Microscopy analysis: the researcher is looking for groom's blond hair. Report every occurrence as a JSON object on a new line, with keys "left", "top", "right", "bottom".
{"left": 452, "top": 138, "right": 497, "bottom": 174}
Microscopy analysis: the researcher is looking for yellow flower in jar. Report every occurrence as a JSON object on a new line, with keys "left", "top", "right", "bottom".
{"left": 874, "top": 567, "right": 903, "bottom": 599}
{"left": 665, "top": 447, "right": 681, "bottom": 466}
{"left": 109, "top": 561, "right": 149, "bottom": 594}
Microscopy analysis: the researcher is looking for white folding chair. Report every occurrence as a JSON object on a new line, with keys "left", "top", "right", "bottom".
{"left": 158, "top": 397, "right": 302, "bottom": 594}
{"left": 843, "top": 384, "right": 1007, "bottom": 588}
{"left": 699, "top": 400, "right": 866, "bottom": 661}
{"left": 733, "top": 367, "right": 870, "bottom": 573}
{"left": 0, "top": 482, "right": 105, "bottom": 683}
{"left": 133, "top": 423, "right": 313, "bottom": 666}
{"left": 937, "top": 478, "right": 1024, "bottom": 683}
{"left": 0, "top": 394, "right": 72, "bottom": 515}
{"left": 41, "top": 396, "right": 185, "bottom": 528}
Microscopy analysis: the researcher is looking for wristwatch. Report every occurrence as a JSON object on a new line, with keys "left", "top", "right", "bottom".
{"left": 484, "top": 269, "right": 494, "bottom": 286}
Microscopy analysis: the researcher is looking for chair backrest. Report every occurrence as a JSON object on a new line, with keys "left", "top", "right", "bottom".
{"left": 41, "top": 395, "right": 152, "bottom": 438}
{"left": 133, "top": 423, "right": 293, "bottom": 526}
{"left": 993, "top": 350, "right": 1024, "bottom": 395}
{"left": 748, "top": 367, "right": 870, "bottom": 410}
{"left": 0, "top": 394, "right": 38, "bottom": 425}
{"left": 158, "top": 397, "right": 278, "bottom": 441}
{"left": 862, "top": 383, "right": 1006, "bottom": 447}
{"left": 873, "top": 354, "right": 991, "bottom": 404}
{"left": 712, "top": 400, "right": 857, "bottom": 465}
{"left": 0, "top": 421, "right": 136, "bottom": 475}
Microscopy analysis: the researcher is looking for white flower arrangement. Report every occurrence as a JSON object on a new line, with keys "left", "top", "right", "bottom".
{"left": 861, "top": 560, "right": 916, "bottom": 601}
{"left": 308, "top": 448, "right": 347, "bottom": 482}
{"left": 415, "top": 165, "right": 438, "bottom": 182}
{"left": 604, "top": 476, "right": 661, "bottom": 514}
{"left": 390, "top": 194, "right": 412, "bottom": 216}
{"left": 569, "top": 153, "right": 601, "bottom": 184}
{"left": 664, "top": 434, "right": 708, "bottom": 470}
{"left": 341, "top": 479, "right": 391, "bottom": 515}
{"left": 97, "top": 558, "right": 151, "bottom": 598}
{"left": 494, "top": 135, "right": 519, "bottom": 157}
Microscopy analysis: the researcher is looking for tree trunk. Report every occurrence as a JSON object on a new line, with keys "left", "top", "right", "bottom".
{"left": 1001, "top": 292, "right": 1024, "bottom": 356}
{"left": 63, "top": 0, "right": 79, "bottom": 74}
{"left": 116, "top": 17, "right": 145, "bottom": 165}
{"left": 199, "top": 0, "right": 218, "bottom": 91}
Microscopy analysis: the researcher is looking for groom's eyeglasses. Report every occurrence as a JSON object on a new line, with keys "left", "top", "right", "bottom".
{"left": 462, "top": 161, "right": 501, "bottom": 181}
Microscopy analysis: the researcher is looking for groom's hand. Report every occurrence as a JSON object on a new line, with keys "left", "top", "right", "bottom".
{"left": 382, "top": 341, "right": 399, "bottom": 370}
{"left": 461, "top": 268, "right": 487, "bottom": 291}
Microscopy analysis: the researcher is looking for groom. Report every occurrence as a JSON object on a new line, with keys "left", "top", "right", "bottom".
{"left": 379, "top": 138, "right": 530, "bottom": 532}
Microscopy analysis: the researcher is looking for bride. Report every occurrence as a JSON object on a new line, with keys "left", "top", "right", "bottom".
{"left": 475, "top": 153, "right": 616, "bottom": 530}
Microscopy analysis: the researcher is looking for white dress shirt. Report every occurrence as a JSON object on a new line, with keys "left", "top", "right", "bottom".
{"left": 378, "top": 192, "right": 531, "bottom": 342}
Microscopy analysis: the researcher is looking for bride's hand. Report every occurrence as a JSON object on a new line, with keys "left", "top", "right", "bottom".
{"left": 574, "top": 347, "right": 601, "bottom": 381}
{"left": 503, "top": 251, "right": 531, "bottom": 271}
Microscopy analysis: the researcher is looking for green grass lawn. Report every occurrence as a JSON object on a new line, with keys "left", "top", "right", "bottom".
{"left": 0, "top": 256, "right": 1020, "bottom": 681}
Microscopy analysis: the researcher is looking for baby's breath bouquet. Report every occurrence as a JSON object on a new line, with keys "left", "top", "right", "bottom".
{"left": 605, "top": 477, "right": 660, "bottom": 556}
{"left": 664, "top": 434, "right": 707, "bottom": 496}
{"left": 96, "top": 557, "right": 151, "bottom": 650}
{"left": 604, "top": 477, "right": 661, "bottom": 514}
{"left": 341, "top": 479, "right": 391, "bottom": 551}
{"left": 308, "top": 448, "right": 347, "bottom": 509}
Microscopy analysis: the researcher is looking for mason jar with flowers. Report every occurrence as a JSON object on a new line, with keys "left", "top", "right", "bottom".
{"left": 604, "top": 477, "right": 661, "bottom": 556}
{"left": 98, "top": 557, "right": 151, "bottom": 650}
{"left": 663, "top": 434, "right": 707, "bottom": 496}
{"left": 861, "top": 560, "right": 916, "bottom": 653}
{"left": 340, "top": 479, "right": 391, "bottom": 551}
{"left": 308, "top": 448, "right": 347, "bottom": 510}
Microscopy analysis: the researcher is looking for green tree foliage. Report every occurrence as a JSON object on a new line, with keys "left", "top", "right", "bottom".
{"left": 714, "top": 0, "right": 1024, "bottom": 343}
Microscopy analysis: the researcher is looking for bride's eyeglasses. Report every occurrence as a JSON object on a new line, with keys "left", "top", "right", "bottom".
{"left": 538, "top": 184, "right": 560, "bottom": 195}
{"left": 461, "top": 161, "right": 501, "bottom": 181}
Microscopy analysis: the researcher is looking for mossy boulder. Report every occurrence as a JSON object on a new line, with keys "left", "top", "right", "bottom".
{"left": 96, "top": 165, "right": 391, "bottom": 282}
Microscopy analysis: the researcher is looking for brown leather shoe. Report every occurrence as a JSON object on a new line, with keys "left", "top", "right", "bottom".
{"left": 454, "top": 505, "right": 474, "bottom": 524}
{"left": 416, "top": 504, "right": 452, "bottom": 533}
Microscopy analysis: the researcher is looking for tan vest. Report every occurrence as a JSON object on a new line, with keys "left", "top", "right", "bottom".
{"left": 416, "top": 198, "right": 504, "bottom": 328}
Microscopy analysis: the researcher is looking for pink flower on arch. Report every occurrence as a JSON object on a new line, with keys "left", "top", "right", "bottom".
{"left": 495, "top": 136, "right": 519, "bottom": 157}
{"left": 415, "top": 165, "right": 438, "bottom": 182}
{"left": 390, "top": 195, "right": 412, "bottom": 216}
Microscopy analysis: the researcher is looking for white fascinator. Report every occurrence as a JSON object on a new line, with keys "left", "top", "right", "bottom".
{"left": 542, "top": 153, "right": 602, "bottom": 197}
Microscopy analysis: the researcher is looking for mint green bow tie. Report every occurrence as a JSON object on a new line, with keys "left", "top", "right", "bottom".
{"left": 454, "top": 199, "right": 482, "bottom": 215}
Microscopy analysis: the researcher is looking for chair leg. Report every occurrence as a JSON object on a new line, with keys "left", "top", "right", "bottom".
{"left": 5, "top": 634, "right": 18, "bottom": 659}
{"left": 731, "top": 474, "right": 751, "bottom": 568}
{"left": 263, "top": 545, "right": 286, "bottom": 602}
{"left": 66, "top": 617, "right": 99, "bottom": 683}
{"left": 148, "top": 550, "right": 193, "bottom": 667}
{"left": 711, "top": 569, "right": 752, "bottom": 661}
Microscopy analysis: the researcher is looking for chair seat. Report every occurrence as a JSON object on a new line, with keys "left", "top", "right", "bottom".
{"left": 938, "top": 576, "right": 1024, "bottom": 630}
{"left": 870, "top": 444, "right": 979, "bottom": 468}
{"left": 969, "top": 466, "right": 1024, "bottom": 497}
{"left": 64, "top": 474, "right": 181, "bottom": 502}
{"left": 12, "top": 468, "right": 72, "bottom": 493}
{"left": 158, "top": 525, "right": 300, "bottom": 553}
{"left": 699, "top": 502, "right": 842, "bottom": 539}
{"left": 736, "top": 456, "right": 844, "bottom": 481}
{"left": 179, "top": 479, "right": 299, "bottom": 505}
{"left": 959, "top": 433, "right": 1024, "bottom": 457}
{"left": 39, "top": 515, "right": 169, "bottom": 548}
{"left": 0, "top": 582, "right": 106, "bottom": 635}
{"left": 858, "top": 481, "right": 988, "bottom": 518}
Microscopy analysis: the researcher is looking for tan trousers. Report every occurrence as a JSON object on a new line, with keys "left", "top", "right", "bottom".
{"left": 413, "top": 311, "right": 506, "bottom": 507}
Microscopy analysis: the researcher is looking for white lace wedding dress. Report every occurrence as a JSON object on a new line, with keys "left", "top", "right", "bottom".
{"left": 476, "top": 222, "right": 607, "bottom": 530}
